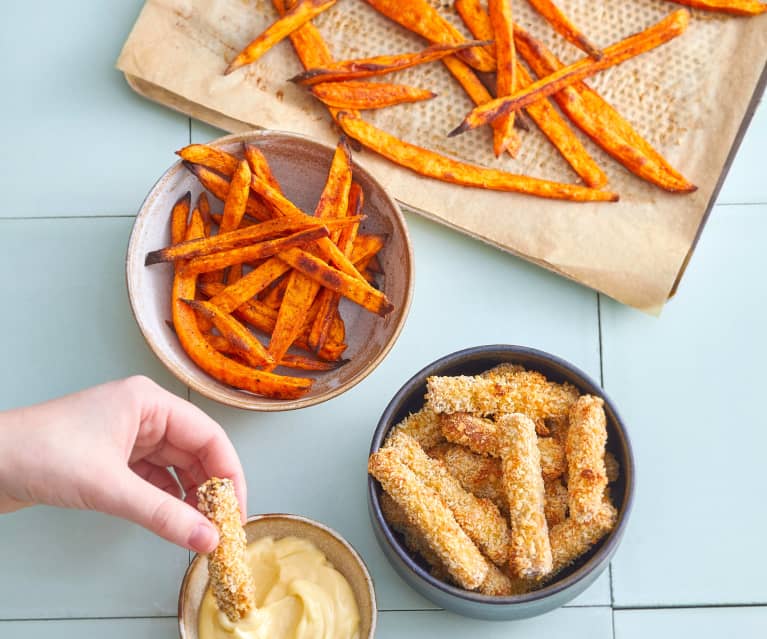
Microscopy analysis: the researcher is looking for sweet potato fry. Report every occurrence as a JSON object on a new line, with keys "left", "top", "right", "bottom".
{"left": 172, "top": 217, "right": 312, "bottom": 399}
{"left": 273, "top": 0, "right": 334, "bottom": 68}
{"left": 527, "top": 0, "right": 603, "bottom": 58}
{"left": 170, "top": 191, "right": 191, "bottom": 245}
{"left": 290, "top": 41, "right": 492, "bottom": 85}
{"left": 513, "top": 24, "right": 696, "bottom": 192}
{"left": 261, "top": 275, "right": 291, "bottom": 309}
{"left": 350, "top": 233, "right": 385, "bottom": 265}
{"left": 197, "top": 192, "right": 213, "bottom": 237}
{"left": 207, "top": 258, "right": 292, "bottom": 312}
{"left": 146, "top": 217, "right": 325, "bottom": 265}
{"left": 243, "top": 144, "right": 282, "bottom": 192}
{"left": 309, "top": 80, "right": 436, "bottom": 110}
{"left": 336, "top": 112, "right": 618, "bottom": 202}
{"left": 364, "top": 0, "right": 495, "bottom": 72}
{"left": 665, "top": 0, "right": 766, "bottom": 14}
{"left": 487, "top": 0, "right": 520, "bottom": 157}
{"left": 182, "top": 226, "right": 328, "bottom": 275}
{"left": 224, "top": 0, "right": 338, "bottom": 75}
{"left": 279, "top": 247, "right": 394, "bottom": 316}
{"left": 220, "top": 160, "right": 252, "bottom": 233}
{"left": 183, "top": 162, "right": 272, "bottom": 221}
{"left": 449, "top": 10, "right": 690, "bottom": 136}
{"left": 181, "top": 299, "right": 274, "bottom": 368}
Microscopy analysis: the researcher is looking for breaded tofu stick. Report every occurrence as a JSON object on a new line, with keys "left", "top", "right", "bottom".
{"left": 428, "top": 442, "right": 507, "bottom": 515}
{"left": 498, "top": 413, "right": 552, "bottom": 579}
{"left": 440, "top": 413, "right": 566, "bottom": 479}
{"left": 425, "top": 369, "right": 580, "bottom": 427}
{"left": 386, "top": 406, "right": 444, "bottom": 450}
{"left": 388, "top": 431, "right": 510, "bottom": 566}
{"left": 550, "top": 501, "right": 617, "bottom": 575}
{"left": 479, "top": 362, "right": 525, "bottom": 381}
{"left": 479, "top": 563, "right": 532, "bottom": 596}
{"left": 605, "top": 451, "right": 620, "bottom": 484}
{"left": 368, "top": 447, "right": 489, "bottom": 590}
{"left": 566, "top": 395, "right": 608, "bottom": 523}
{"left": 544, "top": 478, "right": 568, "bottom": 528}
{"left": 197, "top": 478, "right": 255, "bottom": 622}
{"left": 380, "top": 491, "right": 445, "bottom": 569}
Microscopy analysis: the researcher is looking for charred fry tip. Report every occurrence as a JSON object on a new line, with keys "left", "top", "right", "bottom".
{"left": 165, "top": 319, "right": 176, "bottom": 332}
{"left": 179, "top": 298, "right": 202, "bottom": 310}
{"left": 223, "top": 60, "right": 241, "bottom": 76}
{"left": 176, "top": 190, "right": 192, "bottom": 205}
{"left": 447, "top": 121, "right": 469, "bottom": 138}
{"left": 144, "top": 250, "right": 164, "bottom": 266}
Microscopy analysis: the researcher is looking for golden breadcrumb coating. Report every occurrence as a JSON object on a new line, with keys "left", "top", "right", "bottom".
{"left": 368, "top": 446, "right": 489, "bottom": 590}
{"left": 196, "top": 478, "right": 254, "bottom": 622}
{"left": 387, "top": 406, "right": 444, "bottom": 450}
{"left": 425, "top": 369, "right": 580, "bottom": 429}
{"left": 497, "top": 413, "right": 553, "bottom": 579}
{"left": 427, "top": 442, "right": 508, "bottom": 515}
{"left": 605, "top": 451, "right": 620, "bottom": 483}
{"left": 388, "top": 432, "right": 510, "bottom": 567}
{"left": 544, "top": 479, "right": 568, "bottom": 528}
{"left": 380, "top": 492, "right": 445, "bottom": 569}
{"left": 546, "top": 415, "right": 569, "bottom": 443}
{"left": 440, "top": 412, "right": 499, "bottom": 455}
{"left": 479, "top": 362, "right": 526, "bottom": 381}
{"left": 566, "top": 395, "right": 608, "bottom": 524}
{"left": 549, "top": 501, "right": 617, "bottom": 575}
{"left": 478, "top": 563, "right": 532, "bottom": 596}
{"left": 538, "top": 437, "right": 566, "bottom": 481}
{"left": 440, "top": 413, "right": 566, "bottom": 481}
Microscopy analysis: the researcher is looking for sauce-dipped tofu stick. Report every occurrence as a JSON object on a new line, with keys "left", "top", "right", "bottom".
{"left": 566, "top": 395, "right": 609, "bottom": 523}
{"left": 196, "top": 478, "right": 255, "bottom": 622}
{"left": 498, "top": 413, "right": 552, "bottom": 579}
{"left": 387, "top": 432, "right": 510, "bottom": 567}
{"left": 368, "top": 446, "right": 489, "bottom": 590}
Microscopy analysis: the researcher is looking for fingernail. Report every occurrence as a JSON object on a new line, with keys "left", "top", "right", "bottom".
{"left": 189, "top": 523, "right": 218, "bottom": 553}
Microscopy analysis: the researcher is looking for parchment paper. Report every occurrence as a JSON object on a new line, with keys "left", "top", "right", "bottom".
{"left": 117, "top": 0, "right": 767, "bottom": 312}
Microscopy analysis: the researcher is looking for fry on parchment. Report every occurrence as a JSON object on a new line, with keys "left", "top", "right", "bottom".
{"left": 665, "top": 0, "right": 766, "bottom": 15}
{"left": 368, "top": 446, "right": 489, "bottom": 590}
{"left": 308, "top": 80, "right": 436, "bottom": 110}
{"left": 498, "top": 413, "right": 552, "bottom": 579}
{"left": 448, "top": 10, "right": 691, "bottom": 136}
{"left": 427, "top": 368, "right": 580, "bottom": 424}
{"left": 387, "top": 407, "right": 445, "bottom": 450}
{"left": 527, "top": 0, "right": 603, "bottom": 58}
{"left": 336, "top": 112, "right": 619, "bottom": 202}
{"left": 487, "top": 0, "right": 520, "bottom": 157}
{"left": 566, "top": 395, "right": 608, "bottom": 524}
{"left": 290, "top": 41, "right": 491, "bottom": 85}
{"left": 364, "top": 0, "right": 496, "bottom": 72}
{"left": 197, "top": 478, "right": 254, "bottom": 623}
{"left": 453, "top": 0, "right": 607, "bottom": 187}
{"left": 225, "top": 0, "right": 338, "bottom": 75}
{"left": 387, "top": 431, "right": 511, "bottom": 567}
{"left": 513, "top": 24, "right": 696, "bottom": 192}
{"left": 181, "top": 299, "right": 274, "bottom": 368}
{"left": 549, "top": 501, "right": 617, "bottom": 575}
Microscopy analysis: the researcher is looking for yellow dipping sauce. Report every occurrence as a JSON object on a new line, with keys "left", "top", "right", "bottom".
{"left": 198, "top": 536, "right": 360, "bottom": 639}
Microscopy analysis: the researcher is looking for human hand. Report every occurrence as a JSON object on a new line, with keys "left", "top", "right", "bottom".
{"left": 0, "top": 376, "right": 246, "bottom": 554}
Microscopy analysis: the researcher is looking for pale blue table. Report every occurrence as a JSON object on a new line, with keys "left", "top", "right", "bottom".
{"left": 1, "top": 2, "right": 765, "bottom": 637}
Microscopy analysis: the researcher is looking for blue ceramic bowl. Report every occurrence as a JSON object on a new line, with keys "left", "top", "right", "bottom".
{"left": 367, "top": 345, "right": 634, "bottom": 620}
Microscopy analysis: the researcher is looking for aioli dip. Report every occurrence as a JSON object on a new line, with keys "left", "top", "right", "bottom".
{"left": 198, "top": 536, "right": 360, "bottom": 639}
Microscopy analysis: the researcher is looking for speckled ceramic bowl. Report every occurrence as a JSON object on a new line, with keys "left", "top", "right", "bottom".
{"left": 178, "top": 514, "right": 377, "bottom": 639}
{"left": 127, "top": 130, "right": 413, "bottom": 411}
{"left": 368, "top": 345, "right": 634, "bottom": 621}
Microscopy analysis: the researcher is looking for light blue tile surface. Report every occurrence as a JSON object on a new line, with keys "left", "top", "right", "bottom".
{"left": 615, "top": 607, "right": 767, "bottom": 639}
{"left": 377, "top": 607, "right": 613, "bottom": 638}
{"left": 0, "top": 2, "right": 188, "bottom": 218}
{"left": 603, "top": 204, "right": 767, "bottom": 607}
{"left": 717, "top": 99, "right": 766, "bottom": 205}
{"left": 192, "top": 212, "right": 601, "bottom": 611}
{"left": 191, "top": 120, "right": 229, "bottom": 143}
{"left": 0, "top": 218, "right": 185, "bottom": 408}
{"left": 0, "top": 618, "right": 176, "bottom": 639}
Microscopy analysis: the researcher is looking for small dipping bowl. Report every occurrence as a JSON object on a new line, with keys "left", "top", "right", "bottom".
{"left": 179, "top": 514, "right": 377, "bottom": 638}
{"left": 368, "top": 344, "right": 635, "bottom": 621}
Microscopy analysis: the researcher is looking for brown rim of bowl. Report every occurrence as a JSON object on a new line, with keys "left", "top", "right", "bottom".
{"left": 178, "top": 513, "right": 378, "bottom": 637}
{"left": 126, "top": 129, "right": 414, "bottom": 411}
{"left": 368, "top": 344, "right": 635, "bottom": 605}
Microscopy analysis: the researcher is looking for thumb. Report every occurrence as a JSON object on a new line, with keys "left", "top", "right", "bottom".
{"left": 105, "top": 472, "right": 220, "bottom": 553}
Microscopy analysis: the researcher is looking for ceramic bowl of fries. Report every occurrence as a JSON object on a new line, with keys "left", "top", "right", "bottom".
{"left": 127, "top": 130, "right": 413, "bottom": 410}
{"left": 367, "top": 344, "right": 634, "bottom": 620}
